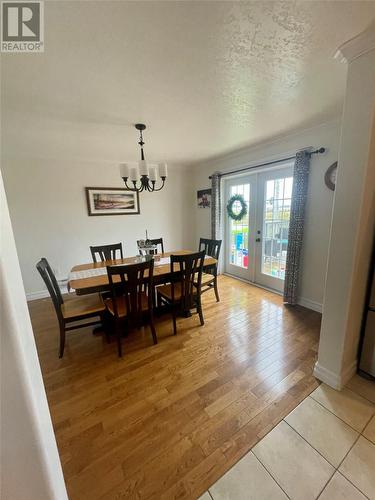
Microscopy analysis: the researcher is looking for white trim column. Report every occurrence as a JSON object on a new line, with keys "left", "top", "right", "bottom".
{"left": 314, "top": 23, "right": 375, "bottom": 389}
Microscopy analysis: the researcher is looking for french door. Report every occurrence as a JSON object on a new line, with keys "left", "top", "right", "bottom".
{"left": 224, "top": 165, "right": 293, "bottom": 293}
{"left": 225, "top": 176, "right": 257, "bottom": 281}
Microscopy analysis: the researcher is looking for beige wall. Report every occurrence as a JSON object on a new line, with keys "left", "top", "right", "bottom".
{"left": 190, "top": 121, "right": 341, "bottom": 311}
{"left": 2, "top": 157, "right": 192, "bottom": 298}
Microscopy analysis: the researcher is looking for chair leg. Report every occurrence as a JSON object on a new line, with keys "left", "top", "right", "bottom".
{"left": 101, "top": 312, "right": 111, "bottom": 344}
{"left": 150, "top": 321, "right": 158, "bottom": 345}
{"left": 153, "top": 286, "right": 158, "bottom": 309}
{"left": 115, "top": 322, "right": 122, "bottom": 357}
{"left": 172, "top": 303, "right": 177, "bottom": 335}
{"left": 197, "top": 296, "right": 204, "bottom": 326}
{"left": 117, "top": 336, "right": 122, "bottom": 357}
{"left": 214, "top": 276, "right": 220, "bottom": 302}
{"left": 59, "top": 325, "right": 66, "bottom": 358}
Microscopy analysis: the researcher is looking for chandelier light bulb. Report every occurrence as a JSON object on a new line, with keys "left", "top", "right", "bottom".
{"left": 159, "top": 163, "right": 168, "bottom": 178}
{"left": 149, "top": 167, "right": 157, "bottom": 181}
{"left": 139, "top": 159, "right": 149, "bottom": 176}
{"left": 130, "top": 166, "right": 140, "bottom": 181}
{"left": 119, "top": 163, "right": 130, "bottom": 178}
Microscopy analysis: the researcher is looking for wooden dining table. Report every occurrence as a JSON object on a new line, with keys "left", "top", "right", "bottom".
{"left": 68, "top": 250, "right": 217, "bottom": 296}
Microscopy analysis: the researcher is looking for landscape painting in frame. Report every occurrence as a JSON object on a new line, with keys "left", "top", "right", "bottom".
{"left": 85, "top": 187, "right": 140, "bottom": 216}
{"left": 197, "top": 188, "right": 211, "bottom": 208}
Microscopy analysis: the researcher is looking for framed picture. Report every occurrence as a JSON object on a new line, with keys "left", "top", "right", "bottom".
{"left": 197, "top": 188, "right": 211, "bottom": 208}
{"left": 85, "top": 187, "right": 140, "bottom": 216}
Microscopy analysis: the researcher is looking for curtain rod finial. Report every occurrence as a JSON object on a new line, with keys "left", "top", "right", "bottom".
{"left": 309, "top": 147, "right": 326, "bottom": 157}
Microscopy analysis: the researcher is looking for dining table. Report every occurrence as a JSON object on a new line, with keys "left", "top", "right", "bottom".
{"left": 68, "top": 250, "right": 217, "bottom": 296}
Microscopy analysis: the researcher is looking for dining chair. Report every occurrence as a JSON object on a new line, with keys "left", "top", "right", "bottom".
{"left": 137, "top": 237, "right": 164, "bottom": 254}
{"left": 198, "top": 238, "right": 222, "bottom": 302}
{"left": 105, "top": 257, "right": 157, "bottom": 357}
{"left": 36, "top": 258, "right": 106, "bottom": 358}
{"left": 90, "top": 243, "right": 123, "bottom": 263}
{"left": 157, "top": 250, "right": 205, "bottom": 335}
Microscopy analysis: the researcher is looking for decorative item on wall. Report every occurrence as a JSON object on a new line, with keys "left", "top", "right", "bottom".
{"left": 85, "top": 187, "right": 140, "bottom": 216}
{"left": 119, "top": 124, "right": 167, "bottom": 193}
{"left": 324, "top": 161, "right": 337, "bottom": 191}
{"left": 197, "top": 189, "right": 211, "bottom": 208}
{"left": 226, "top": 194, "right": 248, "bottom": 221}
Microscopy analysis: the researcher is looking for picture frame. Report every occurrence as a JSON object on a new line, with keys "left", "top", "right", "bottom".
{"left": 197, "top": 188, "right": 211, "bottom": 208}
{"left": 85, "top": 187, "right": 140, "bottom": 216}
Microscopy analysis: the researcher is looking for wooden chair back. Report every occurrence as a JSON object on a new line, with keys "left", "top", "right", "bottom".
{"left": 106, "top": 257, "right": 154, "bottom": 321}
{"left": 36, "top": 258, "right": 64, "bottom": 323}
{"left": 170, "top": 250, "right": 205, "bottom": 310}
{"left": 199, "top": 238, "right": 222, "bottom": 259}
{"left": 90, "top": 243, "right": 123, "bottom": 263}
{"left": 150, "top": 238, "right": 164, "bottom": 253}
{"left": 137, "top": 237, "right": 164, "bottom": 254}
{"left": 199, "top": 238, "right": 221, "bottom": 274}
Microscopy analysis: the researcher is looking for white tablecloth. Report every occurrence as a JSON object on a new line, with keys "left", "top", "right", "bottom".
{"left": 69, "top": 267, "right": 108, "bottom": 281}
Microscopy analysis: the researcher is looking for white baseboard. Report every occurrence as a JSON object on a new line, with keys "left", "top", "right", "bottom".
{"left": 313, "top": 359, "right": 357, "bottom": 390}
{"left": 27, "top": 284, "right": 68, "bottom": 301}
{"left": 223, "top": 274, "right": 322, "bottom": 313}
{"left": 223, "top": 273, "right": 283, "bottom": 296}
{"left": 26, "top": 290, "right": 50, "bottom": 301}
{"left": 297, "top": 297, "right": 322, "bottom": 313}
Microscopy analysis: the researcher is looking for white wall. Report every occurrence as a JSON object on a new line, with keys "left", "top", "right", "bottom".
{"left": 0, "top": 171, "right": 68, "bottom": 500}
{"left": 190, "top": 121, "right": 341, "bottom": 311}
{"left": 1, "top": 158, "right": 192, "bottom": 298}
{"left": 315, "top": 40, "right": 375, "bottom": 389}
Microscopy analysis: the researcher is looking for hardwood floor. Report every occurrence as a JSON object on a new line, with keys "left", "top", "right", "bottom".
{"left": 29, "top": 275, "right": 321, "bottom": 499}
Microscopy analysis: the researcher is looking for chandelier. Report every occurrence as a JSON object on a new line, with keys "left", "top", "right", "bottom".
{"left": 119, "top": 124, "right": 167, "bottom": 192}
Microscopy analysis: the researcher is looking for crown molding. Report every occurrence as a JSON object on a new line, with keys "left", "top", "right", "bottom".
{"left": 335, "top": 22, "right": 375, "bottom": 64}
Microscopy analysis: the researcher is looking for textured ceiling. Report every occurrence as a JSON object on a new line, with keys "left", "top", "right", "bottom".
{"left": 2, "top": 1, "right": 375, "bottom": 166}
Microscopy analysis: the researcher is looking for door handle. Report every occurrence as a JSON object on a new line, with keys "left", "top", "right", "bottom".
{"left": 256, "top": 238, "right": 261, "bottom": 242}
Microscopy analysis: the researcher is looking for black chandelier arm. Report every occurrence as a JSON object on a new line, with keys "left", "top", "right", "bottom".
{"left": 122, "top": 177, "right": 143, "bottom": 192}
{"left": 151, "top": 178, "right": 166, "bottom": 192}
{"left": 122, "top": 176, "right": 166, "bottom": 192}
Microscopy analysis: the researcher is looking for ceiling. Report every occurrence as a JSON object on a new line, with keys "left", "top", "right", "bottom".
{"left": 2, "top": 1, "right": 375, "bottom": 166}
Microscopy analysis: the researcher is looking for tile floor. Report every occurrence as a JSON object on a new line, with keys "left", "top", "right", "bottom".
{"left": 199, "top": 374, "right": 375, "bottom": 500}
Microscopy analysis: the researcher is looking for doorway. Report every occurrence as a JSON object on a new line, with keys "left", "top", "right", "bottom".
{"left": 224, "top": 164, "right": 293, "bottom": 293}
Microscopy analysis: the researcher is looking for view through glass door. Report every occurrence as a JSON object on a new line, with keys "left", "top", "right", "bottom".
{"left": 225, "top": 176, "right": 256, "bottom": 281}
{"left": 225, "top": 165, "right": 293, "bottom": 293}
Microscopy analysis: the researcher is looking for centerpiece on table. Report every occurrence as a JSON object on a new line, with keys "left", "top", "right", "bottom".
{"left": 137, "top": 230, "right": 159, "bottom": 258}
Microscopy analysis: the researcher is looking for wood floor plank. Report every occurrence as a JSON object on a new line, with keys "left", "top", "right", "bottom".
{"left": 28, "top": 275, "right": 320, "bottom": 499}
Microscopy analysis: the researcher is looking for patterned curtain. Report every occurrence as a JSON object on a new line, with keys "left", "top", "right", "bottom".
{"left": 283, "top": 150, "right": 311, "bottom": 305}
{"left": 211, "top": 172, "right": 222, "bottom": 240}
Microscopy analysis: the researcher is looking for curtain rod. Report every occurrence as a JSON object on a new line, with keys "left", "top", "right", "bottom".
{"left": 208, "top": 147, "right": 326, "bottom": 180}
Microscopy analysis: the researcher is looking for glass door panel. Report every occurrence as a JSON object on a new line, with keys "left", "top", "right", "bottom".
{"left": 225, "top": 176, "right": 256, "bottom": 281}
{"left": 255, "top": 167, "right": 293, "bottom": 292}
{"left": 229, "top": 184, "right": 250, "bottom": 269}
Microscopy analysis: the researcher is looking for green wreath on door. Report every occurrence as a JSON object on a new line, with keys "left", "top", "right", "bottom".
{"left": 226, "top": 194, "right": 248, "bottom": 221}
